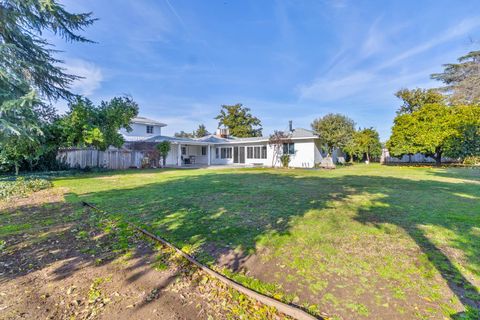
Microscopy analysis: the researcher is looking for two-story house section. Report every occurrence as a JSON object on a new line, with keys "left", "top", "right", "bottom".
{"left": 119, "top": 116, "right": 167, "bottom": 141}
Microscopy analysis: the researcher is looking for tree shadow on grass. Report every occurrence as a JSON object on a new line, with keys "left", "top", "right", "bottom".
{"left": 67, "top": 170, "right": 479, "bottom": 316}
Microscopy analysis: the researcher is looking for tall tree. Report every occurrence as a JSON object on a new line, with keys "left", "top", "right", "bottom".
{"left": 0, "top": 0, "right": 96, "bottom": 101}
{"left": 356, "top": 128, "right": 382, "bottom": 162}
{"left": 387, "top": 104, "right": 457, "bottom": 165}
{"left": 431, "top": 50, "right": 480, "bottom": 105}
{"left": 194, "top": 124, "right": 209, "bottom": 138}
{"left": 444, "top": 105, "right": 480, "bottom": 159}
{"left": 311, "top": 113, "right": 355, "bottom": 156}
{"left": 59, "top": 96, "right": 138, "bottom": 151}
{"left": 395, "top": 88, "right": 444, "bottom": 114}
{"left": 0, "top": 0, "right": 95, "bottom": 173}
{"left": 215, "top": 104, "right": 262, "bottom": 137}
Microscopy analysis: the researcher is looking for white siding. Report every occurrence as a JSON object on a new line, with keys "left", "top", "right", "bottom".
{"left": 119, "top": 123, "right": 162, "bottom": 137}
{"left": 288, "top": 140, "right": 316, "bottom": 168}
{"left": 209, "top": 139, "right": 320, "bottom": 168}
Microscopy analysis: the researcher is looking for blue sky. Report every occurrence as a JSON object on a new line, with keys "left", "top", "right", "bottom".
{"left": 54, "top": 0, "right": 480, "bottom": 140}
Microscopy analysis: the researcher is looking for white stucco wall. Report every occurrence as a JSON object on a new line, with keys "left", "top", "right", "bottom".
{"left": 163, "top": 144, "right": 209, "bottom": 166}
{"left": 119, "top": 123, "right": 162, "bottom": 137}
{"left": 209, "top": 139, "right": 320, "bottom": 168}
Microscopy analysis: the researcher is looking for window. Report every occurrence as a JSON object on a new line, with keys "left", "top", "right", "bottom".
{"left": 215, "top": 148, "right": 219, "bottom": 159}
{"left": 220, "top": 147, "right": 232, "bottom": 159}
{"left": 253, "top": 146, "right": 260, "bottom": 159}
{"left": 247, "top": 146, "right": 267, "bottom": 159}
{"left": 247, "top": 147, "right": 253, "bottom": 159}
{"left": 181, "top": 146, "right": 187, "bottom": 156}
{"left": 146, "top": 125, "right": 154, "bottom": 134}
{"left": 261, "top": 146, "right": 267, "bottom": 159}
{"left": 283, "top": 143, "right": 295, "bottom": 155}
{"left": 201, "top": 146, "right": 207, "bottom": 156}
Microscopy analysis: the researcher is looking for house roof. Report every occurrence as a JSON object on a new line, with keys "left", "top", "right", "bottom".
{"left": 196, "top": 135, "right": 231, "bottom": 143}
{"left": 132, "top": 116, "right": 167, "bottom": 127}
{"left": 123, "top": 128, "right": 317, "bottom": 144}
{"left": 290, "top": 128, "right": 317, "bottom": 138}
{"left": 144, "top": 135, "right": 209, "bottom": 145}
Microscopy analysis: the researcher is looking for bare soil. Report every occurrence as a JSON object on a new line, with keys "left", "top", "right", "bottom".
{"left": 0, "top": 189, "right": 288, "bottom": 320}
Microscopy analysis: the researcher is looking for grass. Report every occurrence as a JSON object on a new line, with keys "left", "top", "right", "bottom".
{"left": 52, "top": 164, "right": 480, "bottom": 319}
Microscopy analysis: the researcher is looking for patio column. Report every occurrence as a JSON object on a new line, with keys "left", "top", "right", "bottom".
{"left": 177, "top": 143, "right": 182, "bottom": 166}
{"left": 207, "top": 144, "right": 211, "bottom": 166}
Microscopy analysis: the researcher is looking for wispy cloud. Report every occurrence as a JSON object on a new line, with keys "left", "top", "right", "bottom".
{"left": 64, "top": 59, "right": 103, "bottom": 96}
{"left": 298, "top": 17, "right": 480, "bottom": 103}
{"left": 380, "top": 17, "right": 480, "bottom": 69}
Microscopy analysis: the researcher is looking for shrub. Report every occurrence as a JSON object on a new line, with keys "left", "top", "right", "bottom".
{"left": 463, "top": 156, "right": 480, "bottom": 166}
{"left": 0, "top": 177, "right": 52, "bottom": 200}
{"left": 280, "top": 154, "right": 290, "bottom": 168}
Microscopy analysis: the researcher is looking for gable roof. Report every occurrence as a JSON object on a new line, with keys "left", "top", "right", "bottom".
{"left": 132, "top": 116, "right": 167, "bottom": 127}
{"left": 290, "top": 128, "right": 317, "bottom": 138}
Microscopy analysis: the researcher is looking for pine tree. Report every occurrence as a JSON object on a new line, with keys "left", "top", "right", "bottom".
{"left": 0, "top": 0, "right": 95, "bottom": 139}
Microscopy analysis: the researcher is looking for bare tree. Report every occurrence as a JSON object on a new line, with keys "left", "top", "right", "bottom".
{"left": 268, "top": 131, "right": 291, "bottom": 167}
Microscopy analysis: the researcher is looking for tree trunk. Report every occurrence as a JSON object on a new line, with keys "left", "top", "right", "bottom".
{"left": 366, "top": 153, "right": 370, "bottom": 163}
{"left": 162, "top": 155, "right": 166, "bottom": 167}
{"left": 15, "top": 164, "right": 19, "bottom": 176}
{"left": 434, "top": 148, "right": 442, "bottom": 166}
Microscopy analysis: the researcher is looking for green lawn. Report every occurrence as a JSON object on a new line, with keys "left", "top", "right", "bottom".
{"left": 54, "top": 164, "right": 480, "bottom": 319}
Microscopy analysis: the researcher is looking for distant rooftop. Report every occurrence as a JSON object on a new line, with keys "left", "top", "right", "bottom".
{"left": 132, "top": 116, "right": 167, "bottom": 127}
{"left": 196, "top": 128, "right": 318, "bottom": 143}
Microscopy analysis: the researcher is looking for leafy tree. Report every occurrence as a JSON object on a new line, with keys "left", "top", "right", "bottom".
{"left": 395, "top": 88, "right": 444, "bottom": 114}
{"left": 0, "top": 135, "right": 39, "bottom": 175}
{"left": 194, "top": 124, "right": 209, "bottom": 138}
{"left": 174, "top": 131, "right": 195, "bottom": 138}
{"left": 59, "top": 96, "right": 138, "bottom": 151}
{"left": 387, "top": 104, "right": 457, "bottom": 165}
{"left": 268, "top": 130, "right": 291, "bottom": 167}
{"left": 444, "top": 105, "right": 480, "bottom": 158}
{"left": 193, "top": 124, "right": 208, "bottom": 138}
{"left": 215, "top": 104, "right": 262, "bottom": 137}
{"left": 386, "top": 113, "right": 416, "bottom": 161}
{"left": 0, "top": 0, "right": 95, "bottom": 173}
{"left": 343, "top": 132, "right": 361, "bottom": 163}
{"left": 431, "top": 50, "right": 480, "bottom": 105}
{"left": 311, "top": 113, "right": 355, "bottom": 156}
{"left": 356, "top": 128, "right": 382, "bottom": 162}
{"left": 156, "top": 141, "right": 171, "bottom": 167}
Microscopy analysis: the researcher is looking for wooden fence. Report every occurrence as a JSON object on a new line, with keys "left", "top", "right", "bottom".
{"left": 57, "top": 148, "right": 145, "bottom": 170}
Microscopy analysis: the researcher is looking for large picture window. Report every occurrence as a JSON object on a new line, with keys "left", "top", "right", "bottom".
{"left": 246, "top": 145, "right": 267, "bottom": 159}
{"left": 283, "top": 143, "right": 295, "bottom": 155}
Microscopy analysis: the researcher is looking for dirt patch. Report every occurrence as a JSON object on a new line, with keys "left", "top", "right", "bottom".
{"left": 0, "top": 190, "right": 291, "bottom": 320}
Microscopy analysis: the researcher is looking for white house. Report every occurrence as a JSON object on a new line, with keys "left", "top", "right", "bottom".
{"left": 122, "top": 116, "right": 331, "bottom": 168}
{"left": 119, "top": 116, "right": 167, "bottom": 141}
